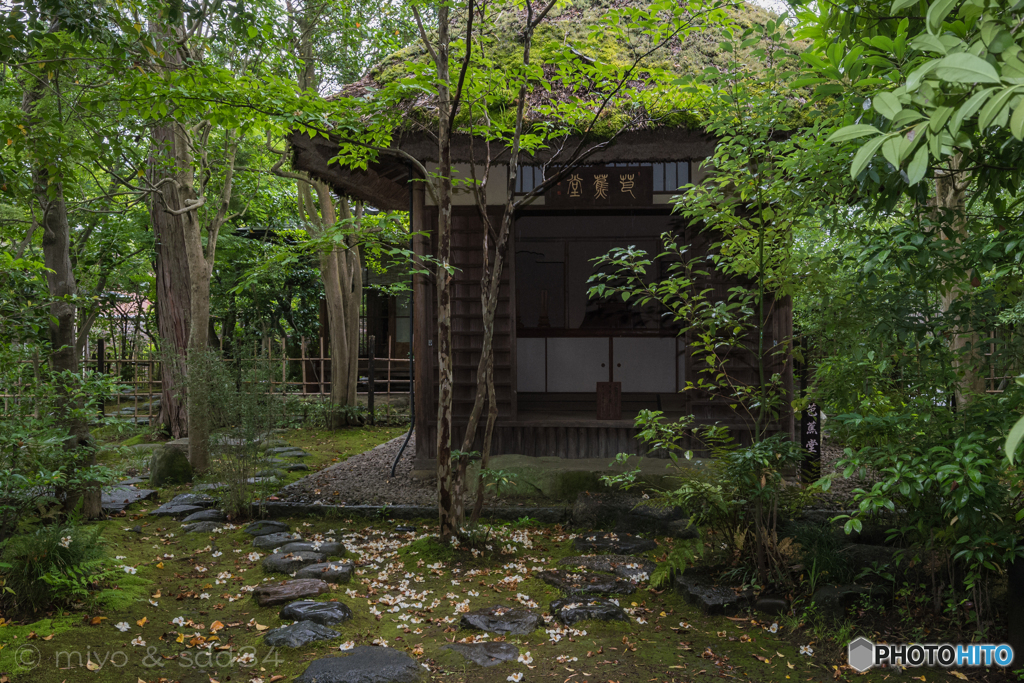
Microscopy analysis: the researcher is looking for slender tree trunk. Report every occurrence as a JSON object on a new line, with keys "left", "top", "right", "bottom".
{"left": 20, "top": 50, "right": 101, "bottom": 519}
{"left": 434, "top": 3, "right": 458, "bottom": 541}
{"left": 149, "top": 22, "right": 191, "bottom": 438}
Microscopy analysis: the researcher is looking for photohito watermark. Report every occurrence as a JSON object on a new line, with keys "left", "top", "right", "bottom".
{"left": 847, "top": 637, "right": 1014, "bottom": 672}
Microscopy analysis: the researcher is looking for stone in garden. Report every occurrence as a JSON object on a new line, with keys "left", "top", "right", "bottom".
{"left": 279, "top": 450, "right": 311, "bottom": 458}
{"left": 245, "top": 520, "right": 290, "bottom": 536}
{"left": 150, "top": 502, "right": 205, "bottom": 517}
{"left": 256, "top": 469, "right": 288, "bottom": 478}
{"left": 460, "top": 605, "right": 540, "bottom": 635}
{"left": 295, "top": 647, "right": 421, "bottom": 683}
{"left": 253, "top": 532, "right": 301, "bottom": 549}
{"left": 285, "top": 463, "right": 310, "bottom": 472}
{"left": 247, "top": 476, "right": 278, "bottom": 485}
{"left": 168, "top": 493, "right": 216, "bottom": 507}
{"left": 559, "top": 555, "right": 655, "bottom": 582}
{"left": 665, "top": 518, "right": 699, "bottom": 539}
{"left": 149, "top": 444, "right": 193, "bottom": 486}
{"left": 538, "top": 569, "right": 636, "bottom": 596}
{"left": 551, "top": 597, "right": 628, "bottom": 626}
{"left": 275, "top": 541, "right": 345, "bottom": 557}
{"left": 754, "top": 596, "right": 788, "bottom": 616}
{"left": 193, "top": 482, "right": 227, "bottom": 492}
{"left": 263, "top": 620, "right": 339, "bottom": 648}
{"left": 182, "top": 521, "right": 225, "bottom": 534}
{"left": 444, "top": 641, "right": 519, "bottom": 667}
{"left": 811, "top": 584, "right": 890, "bottom": 621}
{"left": 294, "top": 562, "right": 353, "bottom": 583}
{"left": 573, "top": 531, "right": 656, "bottom": 555}
{"left": 573, "top": 491, "right": 688, "bottom": 534}
{"left": 395, "top": 525, "right": 416, "bottom": 533}
{"left": 280, "top": 600, "right": 354, "bottom": 626}
{"left": 101, "top": 485, "right": 157, "bottom": 512}
{"left": 252, "top": 579, "right": 330, "bottom": 607}
{"left": 259, "top": 438, "right": 289, "bottom": 451}
{"left": 263, "top": 551, "right": 328, "bottom": 574}
{"left": 181, "top": 508, "right": 226, "bottom": 523}
{"left": 266, "top": 447, "right": 308, "bottom": 456}
{"left": 674, "top": 572, "right": 754, "bottom": 616}
{"left": 118, "top": 476, "right": 150, "bottom": 486}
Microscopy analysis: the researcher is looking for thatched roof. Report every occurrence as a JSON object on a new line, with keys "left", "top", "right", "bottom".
{"left": 291, "top": 0, "right": 786, "bottom": 209}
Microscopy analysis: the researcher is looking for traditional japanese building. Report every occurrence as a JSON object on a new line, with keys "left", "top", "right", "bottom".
{"left": 289, "top": 2, "right": 795, "bottom": 476}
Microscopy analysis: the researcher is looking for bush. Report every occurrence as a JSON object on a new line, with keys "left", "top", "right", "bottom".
{"left": 0, "top": 523, "right": 113, "bottom": 615}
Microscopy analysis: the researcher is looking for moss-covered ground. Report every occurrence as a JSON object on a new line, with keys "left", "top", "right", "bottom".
{"left": 0, "top": 427, "right": 1009, "bottom": 683}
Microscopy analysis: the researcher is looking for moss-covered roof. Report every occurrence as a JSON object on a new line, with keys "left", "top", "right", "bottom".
{"left": 339, "top": 0, "right": 785, "bottom": 138}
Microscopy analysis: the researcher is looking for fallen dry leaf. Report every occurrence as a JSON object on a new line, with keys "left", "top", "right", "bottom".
{"left": 209, "top": 620, "right": 224, "bottom": 633}
{"left": 86, "top": 659, "right": 100, "bottom": 671}
{"left": 254, "top": 623, "right": 269, "bottom": 632}
{"left": 42, "top": 634, "right": 54, "bottom": 641}
{"left": 949, "top": 673, "right": 968, "bottom": 681}
{"left": 151, "top": 590, "right": 161, "bottom": 599}
{"left": 136, "top": 617, "right": 147, "bottom": 627}
{"left": 26, "top": 632, "right": 35, "bottom": 640}
{"left": 89, "top": 616, "right": 106, "bottom": 625}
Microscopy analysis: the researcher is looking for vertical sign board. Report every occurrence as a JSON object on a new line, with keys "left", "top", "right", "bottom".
{"left": 801, "top": 401, "right": 822, "bottom": 481}
{"left": 545, "top": 166, "right": 654, "bottom": 207}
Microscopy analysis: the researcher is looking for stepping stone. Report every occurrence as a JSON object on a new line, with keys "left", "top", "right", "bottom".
{"left": 395, "top": 526, "right": 416, "bottom": 533}
{"left": 444, "top": 641, "right": 519, "bottom": 667}
{"left": 252, "top": 532, "right": 302, "bottom": 549}
{"left": 284, "top": 463, "right": 310, "bottom": 472}
{"left": 275, "top": 541, "right": 345, "bottom": 557}
{"left": 537, "top": 569, "right": 636, "bottom": 596}
{"left": 101, "top": 485, "right": 157, "bottom": 512}
{"left": 119, "top": 476, "right": 150, "bottom": 485}
{"left": 194, "top": 482, "right": 227, "bottom": 492}
{"left": 252, "top": 579, "right": 329, "bottom": 607}
{"left": 183, "top": 521, "right": 225, "bottom": 534}
{"left": 169, "top": 493, "right": 216, "bottom": 507}
{"left": 551, "top": 597, "right": 628, "bottom": 626}
{"left": 181, "top": 509, "right": 226, "bottom": 523}
{"left": 295, "top": 647, "right": 421, "bottom": 683}
{"left": 263, "top": 620, "right": 338, "bottom": 648}
{"left": 280, "top": 600, "right": 353, "bottom": 625}
{"left": 460, "top": 605, "right": 539, "bottom": 635}
{"left": 266, "top": 447, "right": 307, "bottom": 456}
{"left": 150, "top": 503, "right": 205, "bottom": 518}
{"left": 263, "top": 551, "right": 328, "bottom": 574}
{"left": 559, "top": 555, "right": 655, "bottom": 582}
{"left": 245, "top": 520, "right": 290, "bottom": 536}
{"left": 256, "top": 469, "right": 288, "bottom": 478}
{"left": 573, "top": 532, "right": 656, "bottom": 555}
{"left": 294, "top": 562, "right": 353, "bottom": 583}
{"left": 673, "top": 573, "right": 753, "bottom": 616}
{"left": 278, "top": 450, "right": 311, "bottom": 458}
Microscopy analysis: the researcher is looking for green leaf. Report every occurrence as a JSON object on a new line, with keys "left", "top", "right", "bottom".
{"left": 926, "top": 0, "right": 958, "bottom": 34}
{"left": 978, "top": 85, "right": 1021, "bottom": 129}
{"left": 933, "top": 53, "right": 1001, "bottom": 84}
{"left": 951, "top": 87, "right": 997, "bottom": 136}
{"left": 247, "top": 26, "right": 258, "bottom": 39}
{"left": 1006, "top": 414, "right": 1024, "bottom": 464}
{"left": 1011, "top": 103, "right": 1024, "bottom": 140}
{"left": 873, "top": 92, "right": 903, "bottom": 119}
{"left": 881, "top": 136, "right": 902, "bottom": 167}
{"left": 850, "top": 134, "right": 888, "bottom": 178}
{"left": 906, "top": 143, "right": 929, "bottom": 184}
{"left": 891, "top": 0, "right": 919, "bottom": 11}
{"left": 826, "top": 124, "right": 881, "bottom": 143}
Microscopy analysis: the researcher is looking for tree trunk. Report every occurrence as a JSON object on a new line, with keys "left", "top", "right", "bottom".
{"left": 934, "top": 154, "right": 986, "bottom": 405}
{"left": 149, "top": 22, "right": 191, "bottom": 438}
{"left": 21, "top": 53, "right": 101, "bottom": 519}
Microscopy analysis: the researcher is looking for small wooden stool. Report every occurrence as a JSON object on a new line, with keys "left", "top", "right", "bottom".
{"left": 596, "top": 381, "right": 622, "bottom": 420}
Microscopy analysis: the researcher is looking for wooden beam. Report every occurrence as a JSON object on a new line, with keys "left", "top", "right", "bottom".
{"left": 288, "top": 132, "right": 407, "bottom": 211}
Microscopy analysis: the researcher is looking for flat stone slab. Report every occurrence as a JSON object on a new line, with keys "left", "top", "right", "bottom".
{"left": 181, "top": 509, "right": 226, "bottom": 523}
{"left": 294, "top": 562, "right": 353, "bottom": 583}
{"left": 538, "top": 568, "right": 636, "bottom": 596}
{"left": 460, "top": 605, "right": 539, "bottom": 635}
{"left": 280, "top": 600, "right": 353, "bottom": 626}
{"left": 674, "top": 573, "right": 753, "bottom": 616}
{"left": 193, "top": 482, "right": 227, "bottom": 492}
{"left": 295, "top": 647, "right": 421, "bottom": 683}
{"left": 551, "top": 597, "right": 628, "bottom": 626}
{"left": 263, "top": 620, "right": 339, "bottom": 648}
{"left": 182, "top": 521, "right": 225, "bottom": 534}
{"left": 285, "top": 463, "right": 311, "bottom": 472}
{"left": 101, "top": 485, "right": 157, "bottom": 511}
{"left": 279, "top": 451, "right": 311, "bottom": 458}
{"left": 275, "top": 541, "right": 345, "bottom": 557}
{"left": 118, "top": 476, "right": 150, "bottom": 485}
{"left": 149, "top": 503, "right": 205, "bottom": 518}
{"left": 263, "top": 551, "right": 328, "bottom": 574}
{"left": 266, "top": 447, "right": 308, "bottom": 456}
{"left": 252, "top": 532, "right": 302, "bottom": 549}
{"left": 444, "top": 641, "right": 519, "bottom": 667}
{"left": 245, "top": 520, "right": 290, "bottom": 536}
{"left": 253, "top": 579, "right": 330, "bottom": 607}
{"left": 169, "top": 493, "right": 216, "bottom": 507}
{"left": 559, "top": 555, "right": 655, "bottom": 582}
{"left": 573, "top": 532, "right": 657, "bottom": 555}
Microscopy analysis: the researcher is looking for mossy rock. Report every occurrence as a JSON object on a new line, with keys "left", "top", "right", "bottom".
{"left": 149, "top": 444, "right": 193, "bottom": 487}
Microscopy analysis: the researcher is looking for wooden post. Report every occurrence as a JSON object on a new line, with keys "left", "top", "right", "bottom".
{"left": 97, "top": 338, "right": 106, "bottom": 419}
{"left": 368, "top": 335, "right": 376, "bottom": 425}
{"left": 596, "top": 382, "right": 622, "bottom": 420}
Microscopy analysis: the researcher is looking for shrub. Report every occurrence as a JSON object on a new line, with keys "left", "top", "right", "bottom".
{"left": 0, "top": 523, "right": 113, "bottom": 615}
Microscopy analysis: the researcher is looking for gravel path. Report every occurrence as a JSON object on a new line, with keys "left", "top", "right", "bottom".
{"left": 276, "top": 428, "right": 869, "bottom": 507}
{"left": 277, "top": 432, "right": 440, "bottom": 506}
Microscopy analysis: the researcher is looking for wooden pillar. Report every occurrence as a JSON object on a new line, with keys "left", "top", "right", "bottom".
{"left": 410, "top": 177, "right": 436, "bottom": 479}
